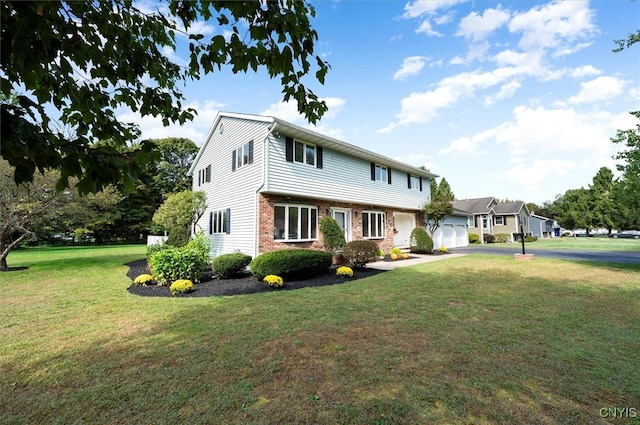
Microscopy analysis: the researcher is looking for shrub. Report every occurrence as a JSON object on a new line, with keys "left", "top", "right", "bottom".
{"left": 336, "top": 266, "right": 353, "bottom": 278}
{"left": 149, "top": 247, "right": 208, "bottom": 286}
{"left": 166, "top": 226, "right": 190, "bottom": 247}
{"left": 250, "top": 249, "right": 333, "bottom": 281}
{"left": 377, "top": 248, "right": 385, "bottom": 258}
{"left": 185, "top": 231, "right": 211, "bottom": 264}
{"left": 170, "top": 279, "right": 193, "bottom": 295}
{"left": 263, "top": 275, "right": 284, "bottom": 289}
{"left": 469, "top": 233, "right": 481, "bottom": 244}
{"left": 319, "top": 216, "right": 346, "bottom": 253}
{"left": 525, "top": 235, "right": 538, "bottom": 242}
{"left": 483, "top": 234, "right": 496, "bottom": 244}
{"left": 409, "top": 227, "right": 433, "bottom": 253}
{"left": 495, "top": 233, "right": 510, "bottom": 243}
{"left": 342, "top": 240, "right": 379, "bottom": 269}
{"left": 390, "top": 246, "right": 403, "bottom": 255}
{"left": 211, "top": 253, "right": 252, "bottom": 279}
{"left": 146, "top": 242, "right": 170, "bottom": 259}
{"left": 133, "top": 274, "right": 154, "bottom": 286}
{"left": 438, "top": 246, "right": 448, "bottom": 253}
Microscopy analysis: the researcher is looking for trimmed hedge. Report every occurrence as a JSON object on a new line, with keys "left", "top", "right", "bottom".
{"left": 409, "top": 227, "right": 433, "bottom": 253}
{"left": 211, "top": 253, "right": 252, "bottom": 279}
{"left": 342, "top": 240, "right": 379, "bottom": 269}
{"left": 495, "top": 233, "right": 510, "bottom": 243}
{"left": 148, "top": 247, "right": 208, "bottom": 286}
{"left": 319, "top": 216, "right": 346, "bottom": 253}
{"left": 469, "top": 233, "right": 481, "bottom": 244}
{"left": 166, "top": 226, "right": 190, "bottom": 247}
{"left": 250, "top": 249, "right": 333, "bottom": 281}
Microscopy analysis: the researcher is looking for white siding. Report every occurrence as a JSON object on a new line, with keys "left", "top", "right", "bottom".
{"left": 192, "top": 117, "right": 270, "bottom": 257}
{"left": 265, "top": 136, "right": 431, "bottom": 209}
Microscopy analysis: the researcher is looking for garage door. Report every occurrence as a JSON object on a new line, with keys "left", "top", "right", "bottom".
{"left": 442, "top": 224, "right": 455, "bottom": 248}
{"left": 456, "top": 224, "right": 468, "bottom": 247}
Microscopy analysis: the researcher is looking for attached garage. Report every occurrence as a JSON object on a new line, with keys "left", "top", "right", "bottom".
{"left": 430, "top": 210, "right": 470, "bottom": 249}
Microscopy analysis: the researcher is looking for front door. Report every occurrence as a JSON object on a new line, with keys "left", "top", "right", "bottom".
{"left": 393, "top": 212, "right": 415, "bottom": 247}
{"left": 331, "top": 209, "right": 351, "bottom": 242}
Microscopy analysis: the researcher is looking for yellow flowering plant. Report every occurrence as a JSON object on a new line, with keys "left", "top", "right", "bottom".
{"left": 133, "top": 274, "right": 154, "bottom": 286}
{"left": 438, "top": 246, "right": 448, "bottom": 253}
{"left": 169, "top": 279, "right": 194, "bottom": 295}
{"left": 263, "top": 275, "right": 284, "bottom": 288}
{"left": 336, "top": 266, "right": 353, "bottom": 278}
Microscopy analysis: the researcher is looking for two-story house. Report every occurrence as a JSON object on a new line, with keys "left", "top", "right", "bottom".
{"left": 188, "top": 112, "right": 438, "bottom": 257}
{"left": 452, "top": 197, "right": 530, "bottom": 242}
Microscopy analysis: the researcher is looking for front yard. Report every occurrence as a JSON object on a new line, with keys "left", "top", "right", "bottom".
{"left": 1, "top": 245, "right": 639, "bottom": 424}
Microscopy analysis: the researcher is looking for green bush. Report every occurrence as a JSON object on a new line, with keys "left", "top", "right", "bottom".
{"left": 524, "top": 235, "right": 538, "bottom": 242}
{"left": 148, "top": 247, "right": 208, "bottom": 286}
{"left": 495, "top": 233, "right": 510, "bottom": 243}
{"left": 319, "top": 216, "right": 346, "bottom": 253}
{"left": 484, "top": 234, "right": 496, "bottom": 244}
{"left": 250, "top": 249, "right": 333, "bottom": 281}
{"left": 185, "top": 231, "right": 211, "bottom": 263}
{"left": 342, "top": 240, "right": 379, "bottom": 269}
{"left": 409, "top": 227, "right": 433, "bottom": 253}
{"left": 146, "top": 242, "right": 170, "bottom": 259}
{"left": 166, "top": 226, "right": 190, "bottom": 247}
{"left": 211, "top": 253, "right": 252, "bottom": 279}
{"left": 469, "top": 233, "right": 481, "bottom": 244}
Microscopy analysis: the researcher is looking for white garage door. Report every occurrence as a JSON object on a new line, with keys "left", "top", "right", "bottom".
{"left": 456, "top": 224, "right": 468, "bottom": 247}
{"left": 442, "top": 224, "right": 455, "bottom": 248}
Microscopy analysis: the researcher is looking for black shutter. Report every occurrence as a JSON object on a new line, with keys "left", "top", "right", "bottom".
{"left": 232, "top": 150, "right": 236, "bottom": 171}
{"left": 206, "top": 165, "right": 211, "bottom": 182}
{"left": 504, "top": 216, "right": 508, "bottom": 225}
{"left": 209, "top": 212, "right": 213, "bottom": 234}
{"left": 316, "top": 146, "right": 323, "bottom": 169}
{"left": 198, "top": 171, "right": 201, "bottom": 186}
{"left": 371, "top": 163, "right": 376, "bottom": 181}
{"left": 225, "top": 208, "right": 231, "bottom": 234}
{"left": 248, "top": 140, "right": 254, "bottom": 164}
{"left": 419, "top": 177, "right": 423, "bottom": 192}
{"left": 285, "top": 137, "right": 294, "bottom": 162}
{"left": 387, "top": 168, "right": 392, "bottom": 185}
{"left": 407, "top": 173, "right": 411, "bottom": 189}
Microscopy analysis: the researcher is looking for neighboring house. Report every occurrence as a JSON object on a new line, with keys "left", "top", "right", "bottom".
{"left": 452, "top": 197, "right": 531, "bottom": 242}
{"left": 529, "top": 213, "right": 556, "bottom": 239}
{"left": 188, "top": 112, "right": 439, "bottom": 257}
{"left": 432, "top": 208, "right": 471, "bottom": 249}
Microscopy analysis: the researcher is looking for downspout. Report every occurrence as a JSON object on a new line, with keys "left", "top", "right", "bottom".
{"left": 253, "top": 122, "right": 278, "bottom": 258}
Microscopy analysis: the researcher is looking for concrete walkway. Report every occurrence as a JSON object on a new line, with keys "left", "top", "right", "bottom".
{"left": 366, "top": 253, "right": 467, "bottom": 270}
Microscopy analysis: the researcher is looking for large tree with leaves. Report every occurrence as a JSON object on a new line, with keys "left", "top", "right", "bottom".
{"left": 1, "top": 1, "right": 329, "bottom": 194}
{"left": 424, "top": 178, "right": 454, "bottom": 238}
{"left": 611, "top": 111, "right": 640, "bottom": 230}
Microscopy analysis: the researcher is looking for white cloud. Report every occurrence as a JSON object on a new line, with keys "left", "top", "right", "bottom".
{"left": 484, "top": 80, "right": 521, "bottom": 106}
{"left": 508, "top": 1, "right": 596, "bottom": 54}
{"left": 439, "top": 127, "right": 497, "bottom": 156}
{"left": 118, "top": 100, "right": 223, "bottom": 144}
{"left": 565, "top": 76, "right": 626, "bottom": 105}
{"left": 402, "top": 0, "right": 467, "bottom": 36}
{"left": 570, "top": 65, "right": 601, "bottom": 78}
{"left": 495, "top": 158, "right": 577, "bottom": 193}
{"left": 456, "top": 6, "right": 511, "bottom": 42}
{"left": 261, "top": 97, "right": 346, "bottom": 123}
{"left": 394, "top": 56, "right": 428, "bottom": 81}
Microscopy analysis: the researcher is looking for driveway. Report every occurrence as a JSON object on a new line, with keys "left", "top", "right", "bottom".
{"left": 451, "top": 245, "right": 640, "bottom": 265}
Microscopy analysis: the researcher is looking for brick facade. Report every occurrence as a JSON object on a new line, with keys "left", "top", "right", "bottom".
{"left": 257, "top": 193, "right": 424, "bottom": 255}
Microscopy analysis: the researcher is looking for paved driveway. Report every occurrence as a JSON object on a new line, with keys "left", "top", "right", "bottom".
{"left": 451, "top": 245, "right": 640, "bottom": 265}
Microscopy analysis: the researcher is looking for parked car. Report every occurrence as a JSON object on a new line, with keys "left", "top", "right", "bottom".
{"left": 610, "top": 230, "right": 640, "bottom": 239}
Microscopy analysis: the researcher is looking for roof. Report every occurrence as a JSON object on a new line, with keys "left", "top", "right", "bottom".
{"left": 452, "top": 197, "right": 496, "bottom": 214}
{"left": 494, "top": 201, "right": 526, "bottom": 215}
{"left": 190, "top": 111, "right": 439, "bottom": 179}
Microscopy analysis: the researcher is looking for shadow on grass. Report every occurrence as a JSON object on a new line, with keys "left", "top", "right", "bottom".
{"left": 3, "top": 262, "right": 639, "bottom": 424}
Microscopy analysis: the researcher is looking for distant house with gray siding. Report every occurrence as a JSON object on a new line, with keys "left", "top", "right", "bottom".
{"left": 453, "top": 197, "right": 531, "bottom": 242}
{"left": 189, "top": 112, "right": 441, "bottom": 257}
{"left": 529, "top": 213, "right": 556, "bottom": 239}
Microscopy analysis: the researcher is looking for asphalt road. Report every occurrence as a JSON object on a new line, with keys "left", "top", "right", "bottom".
{"left": 451, "top": 245, "right": 640, "bottom": 265}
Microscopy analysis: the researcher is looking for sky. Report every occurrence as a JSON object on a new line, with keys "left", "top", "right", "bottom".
{"left": 120, "top": 0, "right": 640, "bottom": 206}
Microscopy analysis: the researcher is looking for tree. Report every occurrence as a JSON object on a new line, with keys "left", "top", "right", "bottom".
{"left": 435, "top": 177, "right": 455, "bottom": 201}
{"left": 589, "top": 167, "right": 615, "bottom": 233}
{"left": 151, "top": 138, "right": 199, "bottom": 194}
{"left": 152, "top": 191, "right": 207, "bottom": 233}
{"left": 1, "top": 1, "right": 329, "bottom": 193}
{"left": 0, "top": 161, "right": 70, "bottom": 270}
{"left": 554, "top": 188, "right": 594, "bottom": 234}
{"left": 611, "top": 111, "right": 640, "bottom": 229}
{"left": 424, "top": 177, "right": 454, "bottom": 238}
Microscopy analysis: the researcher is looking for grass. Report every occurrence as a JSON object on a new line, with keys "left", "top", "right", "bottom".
{"left": 2, "top": 245, "right": 640, "bottom": 424}
{"left": 484, "top": 237, "right": 640, "bottom": 252}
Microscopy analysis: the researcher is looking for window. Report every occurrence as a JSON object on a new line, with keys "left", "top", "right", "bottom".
{"left": 209, "top": 209, "right": 230, "bottom": 234}
{"left": 408, "top": 174, "right": 420, "bottom": 190}
{"left": 362, "top": 211, "right": 386, "bottom": 239}
{"left": 274, "top": 204, "right": 318, "bottom": 241}
{"left": 371, "top": 163, "right": 391, "bottom": 184}
{"left": 494, "top": 216, "right": 504, "bottom": 225}
{"left": 294, "top": 140, "right": 316, "bottom": 166}
{"left": 232, "top": 141, "right": 254, "bottom": 171}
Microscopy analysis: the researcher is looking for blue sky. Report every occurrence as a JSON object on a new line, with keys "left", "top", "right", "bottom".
{"left": 122, "top": 0, "right": 640, "bottom": 206}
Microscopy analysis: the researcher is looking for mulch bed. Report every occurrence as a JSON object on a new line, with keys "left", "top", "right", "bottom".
{"left": 125, "top": 259, "right": 387, "bottom": 298}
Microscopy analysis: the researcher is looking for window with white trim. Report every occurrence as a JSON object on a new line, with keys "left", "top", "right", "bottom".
{"left": 209, "top": 209, "right": 230, "bottom": 234}
{"left": 232, "top": 141, "right": 253, "bottom": 171}
{"left": 362, "top": 211, "right": 386, "bottom": 239}
{"left": 294, "top": 141, "right": 316, "bottom": 166}
{"left": 409, "top": 174, "right": 420, "bottom": 189}
{"left": 374, "top": 164, "right": 387, "bottom": 182}
{"left": 494, "top": 216, "right": 504, "bottom": 225}
{"left": 274, "top": 204, "right": 318, "bottom": 241}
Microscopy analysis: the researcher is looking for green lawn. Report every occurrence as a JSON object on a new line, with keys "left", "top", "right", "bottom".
{"left": 2, "top": 245, "right": 639, "bottom": 424}
{"left": 490, "top": 236, "right": 640, "bottom": 252}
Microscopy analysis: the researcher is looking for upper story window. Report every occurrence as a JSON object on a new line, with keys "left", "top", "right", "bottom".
{"left": 295, "top": 141, "right": 316, "bottom": 166}
{"left": 408, "top": 174, "right": 420, "bottom": 190}
{"left": 197, "top": 165, "right": 211, "bottom": 186}
{"left": 232, "top": 140, "right": 254, "bottom": 171}
{"left": 362, "top": 211, "right": 386, "bottom": 239}
{"left": 370, "top": 163, "right": 391, "bottom": 184}
{"left": 494, "top": 216, "right": 505, "bottom": 225}
{"left": 285, "top": 137, "right": 323, "bottom": 169}
{"left": 274, "top": 204, "right": 318, "bottom": 241}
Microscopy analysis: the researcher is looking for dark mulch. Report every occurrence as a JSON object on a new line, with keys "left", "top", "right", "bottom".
{"left": 125, "top": 259, "right": 387, "bottom": 297}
